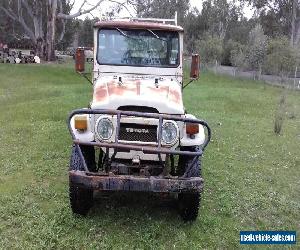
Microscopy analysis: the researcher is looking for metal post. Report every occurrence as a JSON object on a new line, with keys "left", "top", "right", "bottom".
{"left": 294, "top": 66, "right": 297, "bottom": 89}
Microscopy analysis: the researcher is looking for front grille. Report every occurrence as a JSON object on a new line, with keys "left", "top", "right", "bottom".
{"left": 118, "top": 123, "right": 157, "bottom": 142}
{"left": 118, "top": 105, "right": 159, "bottom": 113}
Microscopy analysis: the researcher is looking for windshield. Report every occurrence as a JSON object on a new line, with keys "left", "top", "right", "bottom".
{"left": 97, "top": 29, "right": 179, "bottom": 67}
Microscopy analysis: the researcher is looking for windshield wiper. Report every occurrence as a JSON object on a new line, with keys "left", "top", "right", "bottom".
{"left": 147, "top": 29, "right": 160, "bottom": 39}
{"left": 117, "top": 28, "right": 167, "bottom": 42}
{"left": 116, "top": 28, "right": 128, "bottom": 37}
{"left": 147, "top": 29, "right": 167, "bottom": 41}
{"left": 116, "top": 28, "right": 143, "bottom": 41}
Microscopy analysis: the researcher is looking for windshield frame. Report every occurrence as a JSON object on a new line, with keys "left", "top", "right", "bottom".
{"left": 96, "top": 28, "right": 180, "bottom": 68}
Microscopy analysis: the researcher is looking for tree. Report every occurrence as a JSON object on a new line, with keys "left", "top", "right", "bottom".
{"left": 0, "top": 0, "right": 110, "bottom": 60}
{"left": 201, "top": 0, "right": 242, "bottom": 41}
{"left": 291, "top": 0, "right": 300, "bottom": 45}
{"left": 0, "top": 0, "right": 46, "bottom": 56}
{"left": 134, "top": 0, "right": 190, "bottom": 26}
{"left": 56, "top": 16, "right": 78, "bottom": 51}
{"left": 258, "top": 8, "right": 289, "bottom": 38}
{"left": 245, "top": 24, "right": 267, "bottom": 79}
{"left": 244, "top": 0, "right": 300, "bottom": 46}
{"left": 196, "top": 0, "right": 247, "bottom": 63}
{"left": 47, "top": 0, "right": 105, "bottom": 60}
{"left": 78, "top": 17, "right": 99, "bottom": 47}
{"left": 196, "top": 35, "right": 223, "bottom": 65}
{"left": 230, "top": 41, "right": 246, "bottom": 71}
{"left": 264, "top": 36, "right": 298, "bottom": 79}
{"left": 219, "top": 18, "right": 255, "bottom": 65}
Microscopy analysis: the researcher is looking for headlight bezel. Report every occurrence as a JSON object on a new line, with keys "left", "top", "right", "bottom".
{"left": 161, "top": 121, "right": 178, "bottom": 145}
{"left": 96, "top": 117, "right": 114, "bottom": 141}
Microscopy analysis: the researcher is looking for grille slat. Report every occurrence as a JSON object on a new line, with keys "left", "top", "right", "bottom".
{"left": 119, "top": 123, "right": 157, "bottom": 142}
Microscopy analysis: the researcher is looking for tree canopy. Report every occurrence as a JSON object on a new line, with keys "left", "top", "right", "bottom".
{"left": 0, "top": 0, "right": 299, "bottom": 73}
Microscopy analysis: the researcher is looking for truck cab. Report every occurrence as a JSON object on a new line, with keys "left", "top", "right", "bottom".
{"left": 68, "top": 18, "right": 211, "bottom": 221}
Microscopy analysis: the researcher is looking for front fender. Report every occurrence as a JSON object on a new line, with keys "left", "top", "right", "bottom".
{"left": 180, "top": 114, "right": 205, "bottom": 147}
{"left": 70, "top": 113, "right": 94, "bottom": 143}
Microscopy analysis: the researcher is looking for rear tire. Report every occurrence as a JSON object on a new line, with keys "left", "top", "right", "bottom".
{"left": 69, "top": 145, "right": 94, "bottom": 215}
{"left": 177, "top": 146, "right": 202, "bottom": 221}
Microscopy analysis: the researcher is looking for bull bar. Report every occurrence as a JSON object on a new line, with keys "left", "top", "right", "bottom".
{"left": 67, "top": 109, "right": 211, "bottom": 193}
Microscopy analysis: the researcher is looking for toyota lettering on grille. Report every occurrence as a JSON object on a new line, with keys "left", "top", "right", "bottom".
{"left": 125, "top": 128, "right": 150, "bottom": 133}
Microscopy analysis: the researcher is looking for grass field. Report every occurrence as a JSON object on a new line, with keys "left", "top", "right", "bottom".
{"left": 0, "top": 63, "right": 299, "bottom": 249}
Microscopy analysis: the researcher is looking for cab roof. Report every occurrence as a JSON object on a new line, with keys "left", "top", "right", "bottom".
{"left": 93, "top": 20, "right": 183, "bottom": 32}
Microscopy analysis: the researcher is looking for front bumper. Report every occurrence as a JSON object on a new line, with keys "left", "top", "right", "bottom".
{"left": 69, "top": 170, "right": 204, "bottom": 193}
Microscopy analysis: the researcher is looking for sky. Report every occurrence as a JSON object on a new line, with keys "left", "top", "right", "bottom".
{"left": 72, "top": 0, "right": 254, "bottom": 20}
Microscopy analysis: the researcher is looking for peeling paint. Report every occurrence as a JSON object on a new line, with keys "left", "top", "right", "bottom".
{"left": 94, "top": 86, "right": 108, "bottom": 101}
{"left": 169, "top": 88, "right": 182, "bottom": 104}
{"left": 92, "top": 76, "right": 184, "bottom": 114}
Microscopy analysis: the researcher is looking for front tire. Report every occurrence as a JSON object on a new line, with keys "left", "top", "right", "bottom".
{"left": 69, "top": 145, "right": 94, "bottom": 215}
{"left": 177, "top": 146, "right": 202, "bottom": 221}
{"left": 178, "top": 192, "right": 201, "bottom": 221}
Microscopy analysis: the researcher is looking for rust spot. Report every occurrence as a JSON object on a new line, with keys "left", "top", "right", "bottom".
{"left": 148, "top": 86, "right": 169, "bottom": 98}
{"left": 94, "top": 20, "right": 184, "bottom": 32}
{"left": 69, "top": 170, "right": 203, "bottom": 192}
{"left": 108, "top": 81, "right": 137, "bottom": 96}
{"left": 136, "top": 80, "right": 141, "bottom": 95}
{"left": 169, "top": 88, "right": 182, "bottom": 104}
{"left": 94, "top": 86, "right": 108, "bottom": 101}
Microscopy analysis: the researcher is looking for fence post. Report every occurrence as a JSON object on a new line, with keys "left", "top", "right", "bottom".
{"left": 258, "top": 65, "right": 262, "bottom": 81}
{"left": 294, "top": 66, "right": 298, "bottom": 89}
{"left": 214, "top": 60, "right": 218, "bottom": 74}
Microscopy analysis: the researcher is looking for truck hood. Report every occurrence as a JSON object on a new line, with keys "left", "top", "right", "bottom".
{"left": 91, "top": 75, "right": 184, "bottom": 114}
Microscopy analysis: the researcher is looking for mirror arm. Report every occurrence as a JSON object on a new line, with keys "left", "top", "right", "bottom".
{"left": 183, "top": 79, "right": 195, "bottom": 89}
{"left": 78, "top": 72, "right": 93, "bottom": 85}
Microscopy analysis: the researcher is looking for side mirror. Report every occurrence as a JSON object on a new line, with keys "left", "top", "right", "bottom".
{"left": 75, "top": 47, "right": 85, "bottom": 72}
{"left": 190, "top": 54, "right": 200, "bottom": 79}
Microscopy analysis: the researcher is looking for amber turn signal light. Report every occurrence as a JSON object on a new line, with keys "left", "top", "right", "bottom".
{"left": 74, "top": 115, "right": 88, "bottom": 130}
{"left": 186, "top": 123, "right": 199, "bottom": 135}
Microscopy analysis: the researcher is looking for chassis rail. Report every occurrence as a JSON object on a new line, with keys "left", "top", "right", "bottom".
{"left": 67, "top": 109, "right": 211, "bottom": 174}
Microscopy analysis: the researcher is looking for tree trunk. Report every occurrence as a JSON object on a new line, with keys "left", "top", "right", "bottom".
{"left": 214, "top": 60, "right": 218, "bottom": 74}
{"left": 290, "top": 0, "right": 297, "bottom": 46}
{"left": 294, "top": 66, "right": 298, "bottom": 88}
{"left": 33, "top": 10, "right": 44, "bottom": 58}
{"left": 258, "top": 64, "right": 262, "bottom": 81}
{"left": 35, "top": 37, "right": 44, "bottom": 58}
{"left": 295, "top": 19, "right": 300, "bottom": 45}
{"left": 46, "top": 0, "right": 57, "bottom": 61}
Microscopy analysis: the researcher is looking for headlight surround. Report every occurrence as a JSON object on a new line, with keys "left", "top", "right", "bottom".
{"left": 162, "top": 122, "right": 178, "bottom": 145}
{"left": 96, "top": 117, "right": 113, "bottom": 140}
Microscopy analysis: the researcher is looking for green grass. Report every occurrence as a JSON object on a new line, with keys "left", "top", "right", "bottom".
{"left": 0, "top": 63, "right": 299, "bottom": 249}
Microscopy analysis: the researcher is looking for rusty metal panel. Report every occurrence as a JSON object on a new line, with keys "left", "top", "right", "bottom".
{"left": 93, "top": 21, "right": 184, "bottom": 32}
{"left": 69, "top": 171, "right": 204, "bottom": 193}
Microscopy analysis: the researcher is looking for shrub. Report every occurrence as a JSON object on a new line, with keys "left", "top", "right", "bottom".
{"left": 274, "top": 92, "right": 286, "bottom": 135}
{"left": 245, "top": 24, "right": 267, "bottom": 79}
{"left": 196, "top": 35, "right": 223, "bottom": 65}
{"left": 230, "top": 41, "right": 246, "bottom": 70}
{"left": 264, "top": 37, "right": 298, "bottom": 78}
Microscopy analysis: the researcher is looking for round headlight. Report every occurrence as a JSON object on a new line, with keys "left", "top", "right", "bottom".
{"left": 97, "top": 118, "right": 113, "bottom": 140}
{"left": 162, "top": 122, "right": 178, "bottom": 144}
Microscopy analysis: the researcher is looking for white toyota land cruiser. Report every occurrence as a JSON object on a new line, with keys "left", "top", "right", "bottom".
{"left": 68, "top": 17, "right": 211, "bottom": 221}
